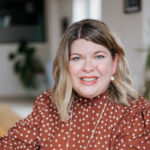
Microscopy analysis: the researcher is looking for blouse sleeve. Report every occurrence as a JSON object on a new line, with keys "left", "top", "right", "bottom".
{"left": 113, "top": 98, "right": 150, "bottom": 150}
{"left": 0, "top": 96, "right": 43, "bottom": 150}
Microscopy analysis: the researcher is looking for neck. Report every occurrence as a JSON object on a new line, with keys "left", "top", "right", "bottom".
{"left": 74, "top": 89, "right": 109, "bottom": 101}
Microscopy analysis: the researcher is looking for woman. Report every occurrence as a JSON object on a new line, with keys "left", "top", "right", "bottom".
{"left": 0, "top": 19, "right": 150, "bottom": 150}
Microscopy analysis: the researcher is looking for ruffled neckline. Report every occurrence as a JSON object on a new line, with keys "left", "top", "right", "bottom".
{"left": 74, "top": 90, "right": 109, "bottom": 104}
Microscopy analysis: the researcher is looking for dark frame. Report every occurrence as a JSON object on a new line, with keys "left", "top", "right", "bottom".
{"left": 124, "top": 0, "right": 141, "bottom": 14}
{"left": 0, "top": 0, "right": 45, "bottom": 43}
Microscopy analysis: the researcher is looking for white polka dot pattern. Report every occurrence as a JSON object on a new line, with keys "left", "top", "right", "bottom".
{"left": 0, "top": 91, "right": 150, "bottom": 149}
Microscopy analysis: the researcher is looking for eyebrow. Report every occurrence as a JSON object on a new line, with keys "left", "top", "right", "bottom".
{"left": 70, "top": 53, "right": 81, "bottom": 56}
{"left": 70, "top": 50, "right": 107, "bottom": 55}
{"left": 94, "top": 50, "right": 107, "bottom": 54}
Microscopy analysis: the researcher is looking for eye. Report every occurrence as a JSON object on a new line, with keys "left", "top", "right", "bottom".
{"left": 71, "top": 56, "right": 81, "bottom": 61}
{"left": 95, "top": 55, "right": 104, "bottom": 59}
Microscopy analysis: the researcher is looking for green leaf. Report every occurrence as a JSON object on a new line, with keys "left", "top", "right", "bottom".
{"left": 14, "top": 61, "right": 22, "bottom": 73}
{"left": 146, "top": 52, "right": 150, "bottom": 70}
{"left": 8, "top": 53, "right": 16, "bottom": 60}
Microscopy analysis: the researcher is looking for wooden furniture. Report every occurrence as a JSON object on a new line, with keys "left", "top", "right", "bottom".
{"left": 0, "top": 104, "right": 21, "bottom": 137}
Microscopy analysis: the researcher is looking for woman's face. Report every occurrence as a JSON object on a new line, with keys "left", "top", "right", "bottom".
{"left": 68, "top": 39, "right": 118, "bottom": 98}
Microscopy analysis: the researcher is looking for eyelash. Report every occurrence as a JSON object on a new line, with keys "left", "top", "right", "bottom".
{"left": 71, "top": 55, "right": 104, "bottom": 61}
{"left": 71, "top": 57, "right": 81, "bottom": 61}
{"left": 95, "top": 55, "right": 104, "bottom": 59}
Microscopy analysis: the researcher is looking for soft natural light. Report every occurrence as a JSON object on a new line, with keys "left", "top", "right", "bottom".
{"left": 72, "top": 0, "right": 88, "bottom": 22}
{"left": 72, "top": 0, "right": 101, "bottom": 23}
{"left": 89, "top": 0, "right": 101, "bottom": 19}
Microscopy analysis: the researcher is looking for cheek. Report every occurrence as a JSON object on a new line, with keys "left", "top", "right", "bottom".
{"left": 96, "top": 62, "right": 112, "bottom": 75}
{"left": 68, "top": 63, "right": 81, "bottom": 77}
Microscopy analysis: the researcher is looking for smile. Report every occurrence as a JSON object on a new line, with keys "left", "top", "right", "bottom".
{"left": 81, "top": 78, "right": 97, "bottom": 81}
{"left": 80, "top": 76, "right": 98, "bottom": 86}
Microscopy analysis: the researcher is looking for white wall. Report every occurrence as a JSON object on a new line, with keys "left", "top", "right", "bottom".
{"left": 142, "top": 0, "right": 150, "bottom": 46}
{"left": 45, "top": 0, "right": 150, "bottom": 94}
{"left": 0, "top": 41, "right": 50, "bottom": 98}
{"left": 102, "top": 0, "right": 146, "bottom": 92}
{"left": 0, "top": 0, "right": 73, "bottom": 98}
{"left": 0, "top": 0, "right": 149, "bottom": 97}
{"left": 0, "top": 0, "right": 50, "bottom": 98}
{"left": 47, "top": 0, "right": 72, "bottom": 61}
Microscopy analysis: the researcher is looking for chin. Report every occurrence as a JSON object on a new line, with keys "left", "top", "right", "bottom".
{"left": 77, "top": 87, "right": 107, "bottom": 99}
{"left": 79, "top": 92, "right": 98, "bottom": 99}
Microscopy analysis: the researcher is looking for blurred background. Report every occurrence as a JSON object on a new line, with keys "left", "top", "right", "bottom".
{"left": 0, "top": 0, "right": 150, "bottom": 134}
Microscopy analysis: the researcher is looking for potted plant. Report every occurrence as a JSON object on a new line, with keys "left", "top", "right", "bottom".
{"left": 143, "top": 47, "right": 150, "bottom": 100}
{"left": 8, "top": 40, "right": 46, "bottom": 90}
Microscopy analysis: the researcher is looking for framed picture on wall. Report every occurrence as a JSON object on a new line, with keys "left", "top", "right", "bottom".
{"left": 124, "top": 0, "right": 141, "bottom": 13}
{"left": 0, "top": 0, "right": 45, "bottom": 43}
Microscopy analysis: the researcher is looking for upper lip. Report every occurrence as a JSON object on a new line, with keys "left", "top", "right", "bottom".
{"left": 80, "top": 76, "right": 98, "bottom": 78}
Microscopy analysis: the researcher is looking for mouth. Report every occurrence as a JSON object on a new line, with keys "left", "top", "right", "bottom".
{"left": 80, "top": 76, "right": 98, "bottom": 85}
{"left": 81, "top": 77, "right": 97, "bottom": 81}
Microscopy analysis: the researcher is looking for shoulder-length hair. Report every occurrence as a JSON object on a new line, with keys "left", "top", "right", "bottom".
{"left": 52, "top": 19, "right": 138, "bottom": 121}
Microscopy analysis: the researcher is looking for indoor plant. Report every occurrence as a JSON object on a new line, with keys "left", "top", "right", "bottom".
{"left": 143, "top": 47, "right": 150, "bottom": 100}
{"left": 8, "top": 40, "right": 46, "bottom": 90}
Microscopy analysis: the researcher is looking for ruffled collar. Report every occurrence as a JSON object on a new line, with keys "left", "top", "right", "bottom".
{"left": 74, "top": 90, "right": 108, "bottom": 104}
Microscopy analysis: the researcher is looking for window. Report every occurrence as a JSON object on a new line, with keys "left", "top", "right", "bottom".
{"left": 72, "top": 0, "right": 101, "bottom": 23}
{"left": 0, "top": 0, "right": 45, "bottom": 42}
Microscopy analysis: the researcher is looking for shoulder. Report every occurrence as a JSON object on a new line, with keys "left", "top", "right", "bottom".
{"left": 33, "top": 90, "right": 57, "bottom": 114}
{"left": 33, "top": 90, "right": 60, "bottom": 125}
{"left": 113, "top": 97, "right": 150, "bottom": 149}
{"left": 123, "top": 96, "right": 150, "bottom": 123}
{"left": 128, "top": 96, "right": 150, "bottom": 116}
{"left": 119, "top": 96, "right": 150, "bottom": 133}
{"left": 132, "top": 96, "right": 150, "bottom": 124}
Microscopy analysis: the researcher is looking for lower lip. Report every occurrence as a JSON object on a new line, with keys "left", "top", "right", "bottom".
{"left": 80, "top": 78, "right": 98, "bottom": 86}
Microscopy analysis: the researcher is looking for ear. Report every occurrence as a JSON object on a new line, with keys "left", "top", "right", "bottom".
{"left": 112, "top": 53, "right": 119, "bottom": 74}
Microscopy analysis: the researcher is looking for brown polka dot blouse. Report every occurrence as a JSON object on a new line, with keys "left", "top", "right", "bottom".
{"left": 0, "top": 91, "right": 150, "bottom": 150}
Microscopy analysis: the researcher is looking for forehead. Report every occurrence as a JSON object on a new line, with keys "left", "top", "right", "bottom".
{"left": 70, "top": 39, "right": 110, "bottom": 54}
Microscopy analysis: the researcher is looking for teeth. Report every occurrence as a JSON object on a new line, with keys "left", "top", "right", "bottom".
{"left": 81, "top": 78, "right": 96, "bottom": 81}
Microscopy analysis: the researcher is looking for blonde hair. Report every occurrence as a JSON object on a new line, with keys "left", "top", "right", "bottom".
{"left": 52, "top": 19, "right": 138, "bottom": 121}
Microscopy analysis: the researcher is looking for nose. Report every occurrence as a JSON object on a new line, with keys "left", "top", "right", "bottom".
{"left": 82, "top": 59, "right": 95, "bottom": 72}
